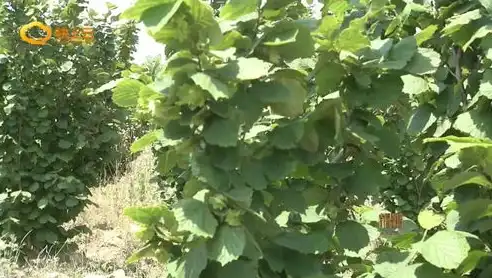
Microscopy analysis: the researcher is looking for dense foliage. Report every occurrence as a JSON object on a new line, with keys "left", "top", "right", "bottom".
{"left": 111, "top": 0, "right": 492, "bottom": 277}
{"left": 0, "top": 0, "right": 138, "bottom": 248}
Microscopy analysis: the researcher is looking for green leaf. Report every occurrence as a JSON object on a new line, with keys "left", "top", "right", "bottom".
{"left": 208, "top": 225, "right": 246, "bottom": 266}
{"left": 442, "top": 9, "right": 482, "bottom": 36}
{"left": 424, "top": 136, "right": 492, "bottom": 153}
{"left": 315, "top": 61, "right": 345, "bottom": 94}
{"left": 250, "top": 79, "right": 306, "bottom": 117}
{"left": 217, "top": 260, "right": 258, "bottom": 278}
{"left": 457, "top": 250, "right": 488, "bottom": 275}
{"left": 263, "top": 20, "right": 300, "bottom": 46}
{"left": 315, "top": 16, "right": 341, "bottom": 41}
{"left": 112, "top": 79, "right": 144, "bottom": 107}
{"left": 463, "top": 24, "right": 492, "bottom": 50}
{"left": 336, "top": 21, "right": 370, "bottom": 53}
{"left": 191, "top": 72, "right": 235, "bottom": 100}
{"left": 420, "top": 230, "right": 470, "bottom": 269}
{"left": 418, "top": 210, "right": 445, "bottom": 230}
{"left": 345, "top": 159, "right": 389, "bottom": 197}
{"left": 335, "top": 220, "right": 370, "bottom": 252}
{"left": 401, "top": 75, "right": 429, "bottom": 95}
{"left": 227, "top": 185, "right": 253, "bottom": 207}
{"left": 184, "top": 0, "right": 223, "bottom": 44}
{"left": 264, "top": 21, "right": 316, "bottom": 61}
{"left": 382, "top": 36, "right": 417, "bottom": 69}
{"left": 229, "top": 57, "right": 272, "bottom": 80}
{"left": 273, "top": 231, "right": 331, "bottom": 254}
{"left": 157, "top": 149, "right": 179, "bottom": 175}
{"left": 241, "top": 160, "right": 268, "bottom": 190}
{"left": 58, "top": 139, "right": 72, "bottom": 149}
{"left": 406, "top": 104, "right": 436, "bottom": 136}
{"left": 431, "top": 171, "right": 492, "bottom": 193}
{"left": 453, "top": 109, "right": 492, "bottom": 139}
{"left": 130, "top": 129, "right": 164, "bottom": 153}
{"left": 271, "top": 80, "right": 307, "bottom": 117}
{"left": 270, "top": 121, "right": 305, "bottom": 149}
{"left": 203, "top": 117, "right": 240, "bottom": 147}
{"left": 120, "top": 0, "right": 173, "bottom": 19}
{"left": 219, "top": 0, "right": 258, "bottom": 20}
{"left": 469, "top": 69, "right": 492, "bottom": 107}
{"left": 167, "top": 243, "right": 208, "bottom": 278}
{"left": 479, "top": 0, "right": 492, "bottom": 13}
{"left": 457, "top": 198, "right": 492, "bottom": 224}
{"left": 37, "top": 198, "right": 48, "bottom": 209}
{"left": 405, "top": 48, "right": 441, "bottom": 75}
{"left": 173, "top": 199, "right": 218, "bottom": 238}
{"left": 141, "top": 0, "right": 184, "bottom": 34}
{"left": 124, "top": 206, "right": 176, "bottom": 226}
{"left": 415, "top": 25, "right": 438, "bottom": 46}
{"left": 386, "top": 263, "right": 445, "bottom": 278}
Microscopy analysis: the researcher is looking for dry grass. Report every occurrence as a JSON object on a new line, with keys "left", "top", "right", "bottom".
{"left": 0, "top": 150, "right": 167, "bottom": 278}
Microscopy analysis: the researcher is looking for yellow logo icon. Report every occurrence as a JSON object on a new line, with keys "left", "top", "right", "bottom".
{"left": 19, "top": 21, "right": 52, "bottom": 45}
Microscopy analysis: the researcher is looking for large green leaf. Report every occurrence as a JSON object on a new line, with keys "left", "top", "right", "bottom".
{"left": 401, "top": 75, "right": 429, "bottom": 95}
{"left": 263, "top": 20, "right": 299, "bottom": 46}
{"left": 442, "top": 9, "right": 482, "bottom": 36}
{"left": 173, "top": 199, "right": 218, "bottom": 238}
{"left": 226, "top": 57, "right": 272, "bottom": 80}
{"left": 469, "top": 69, "right": 492, "bottom": 107}
{"left": 203, "top": 116, "right": 240, "bottom": 147}
{"left": 112, "top": 79, "right": 144, "bottom": 107}
{"left": 250, "top": 79, "right": 307, "bottom": 117}
{"left": 453, "top": 109, "right": 492, "bottom": 139}
{"left": 120, "top": 0, "right": 175, "bottom": 19}
{"left": 457, "top": 250, "right": 488, "bottom": 275}
{"left": 124, "top": 206, "right": 176, "bottom": 227}
{"left": 270, "top": 121, "right": 305, "bottom": 149}
{"left": 177, "top": 0, "right": 222, "bottom": 45}
{"left": 457, "top": 198, "right": 492, "bottom": 224}
{"left": 219, "top": 0, "right": 258, "bottom": 20}
{"left": 141, "top": 0, "right": 184, "bottom": 34}
{"left": 167, "top": 243, "right": 208, "bottom": 278}
{"left": 191, "top": 72, "right": 236, "bottom": 100}
{"left": 241, "top": 160, "right": 268, "bottom": 190}
{"left": 418, "top": 210, "right": 445, "bottom": 230}
{"left": 431, "top": 171, "right": 492, "bottom": 193}
{"left": 405, "top": 48, "right": 441, "bottom": 75}
{"left": 335, "top": 220, "right": 370, "bottom": 252}
{"left": 463, "top": 24, "right": 492, "bottom": 50}
{"left": 315, "top": 61, "right": 345, "bottom": 94}
{"left": 380, "top": 36, "right": 417, "bottom": 69}
{"left": 336, "top": 20, "right": 370, "bottom": 53}
{"left": 415, "top": 25, "right": 438, "bottom": 46}
{"left": 420, "top": 231, "right": 470, "bottom": 269}
{"left": 208, "top": 225, "right": 246, "bottom": 266}
{"left": 273, "top": 231, "right": 331, "bottom": 254}
{"left": 385, "top": 263, "right": 446, "bottom": 278}
{"left": 406, "top": 105, "right": 436, "bottom": 136}
{"left": 424, "top": 136, "right": 492, "bottom": 153}
{"left": 217, "top": 260, "right": 258, "bottom": 278}
{"left": 130, "top": 129, "right": 164, "bottom": 153}
{"left": 263, "top": 20, "right": 315, "bottom": 60}
{"left": 479, "top": 0, "right": 492, "bottom": 13}
{"left": 345, "top": 159, "right": 389, "bottom": 197}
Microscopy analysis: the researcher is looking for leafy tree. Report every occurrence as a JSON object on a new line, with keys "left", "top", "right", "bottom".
{"left": 114, "top": 0, "right": 492, "bottom": 277}
{"left": 0, "top": 0, "right": 138, "bottom": 249}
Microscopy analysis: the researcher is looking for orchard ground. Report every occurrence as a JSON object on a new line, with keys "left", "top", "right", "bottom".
{"left": 0, "top": 150, "right": 166, "bottom": 278}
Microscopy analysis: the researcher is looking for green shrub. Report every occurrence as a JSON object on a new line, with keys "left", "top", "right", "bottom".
{"left": 0, "top": 0, "right": 137, "bottom": 248}
{"left": 116, "top": 0, "right": 492, "bottom": 277}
